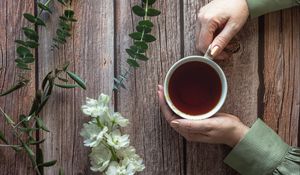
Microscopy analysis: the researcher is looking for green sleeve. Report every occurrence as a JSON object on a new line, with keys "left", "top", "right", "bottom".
{"left": 224, "top": 119, "right": 300, "bottom": 175}
{"left": 246, "top": 0, "right": 300, "bottom": 18}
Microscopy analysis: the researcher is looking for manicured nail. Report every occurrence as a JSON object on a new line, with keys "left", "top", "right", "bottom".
{"left": 211, "top": 45, "right": 220, "bottom": 56}
{"left": 171, "top": 120, "right": 179, "bottom": 128}
{"left": 158, "top": 85, "right": 163, "bottom": 91}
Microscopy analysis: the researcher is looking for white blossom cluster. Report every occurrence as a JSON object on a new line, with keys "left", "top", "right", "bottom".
{"left": 80, "top": 94, "right": 145, "bottom": 175}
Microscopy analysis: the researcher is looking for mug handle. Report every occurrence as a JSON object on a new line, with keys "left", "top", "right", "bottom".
{"left": 204, "top": 44, "right": 213, "bottom": 60}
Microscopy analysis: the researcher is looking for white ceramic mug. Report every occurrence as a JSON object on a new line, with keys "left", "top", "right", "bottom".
{"left": 164, "top": 48, "right": 227, "bottom": 120}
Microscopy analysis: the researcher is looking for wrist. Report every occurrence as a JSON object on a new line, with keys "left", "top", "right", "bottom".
{"left": 227, "top": 121, "right": 249, "bottom": 147}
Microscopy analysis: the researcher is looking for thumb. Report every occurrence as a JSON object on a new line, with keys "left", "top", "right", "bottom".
{"left": 210, "top": 20, "right": 240, "bottom": 57}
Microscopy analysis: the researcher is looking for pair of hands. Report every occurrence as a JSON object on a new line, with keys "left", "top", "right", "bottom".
{"left": 158, "top": 0, "right": 250, "bottom": 147}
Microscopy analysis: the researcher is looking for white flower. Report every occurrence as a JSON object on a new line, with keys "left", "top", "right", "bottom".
{"left": 105, "top": 161, "right": 119, "bottom": 175}
{"left": 117, "top": 147, "right": 145, "bottom": 173}
{"left": 80, "top": 123, "right": 108, "bottom": 147}
{"left": 110, "top": 112, "right": 129, "bottom": 127}
{"left": 89, "top": 144, "right": 112, "bottom": 172}
{"left": 81, "top": 94, "right": 110, "bottom": 117}
{"left": 106, "top": 130, "right": 130, "bottom": 150}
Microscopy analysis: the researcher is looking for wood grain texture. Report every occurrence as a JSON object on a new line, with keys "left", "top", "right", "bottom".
{"left": 115, "top": 0, "right": 184, "bottom": 174}
{"left": 183, "top": 0, "right": 259, "bottom": 174}
{"left": 263, "top": 7, "right": 300, "bottom": 147}
{"left": 38, "top": 0, "right": 114, "bottom": 174}
{"left": 0, "top": 0, "right": 36, "bottom": 174}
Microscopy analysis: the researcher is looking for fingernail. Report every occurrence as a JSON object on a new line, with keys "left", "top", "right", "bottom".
{"left": 171, "top": 120, "right": 179, "bottom": 128}
{"left": 158, "top": 85, "right": 163, "bottom": 91}
{"left": 211, "top": 45, "right": 220, "bottom": 56}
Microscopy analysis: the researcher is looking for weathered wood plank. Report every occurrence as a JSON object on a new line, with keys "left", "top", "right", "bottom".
{"left": 263, "top": 7, "right": 300, "bottom": 146}
{"left": 115, "top": 0, "right": 184, "bottom": 174}
{"left": 0, "top": 0, "right": 36, "bottom": 174}
{"left": 38, "top": 0, "right": 114, "bottom": 174}
{"left": 183, "top": 0, "right": 259, "bottom": 174}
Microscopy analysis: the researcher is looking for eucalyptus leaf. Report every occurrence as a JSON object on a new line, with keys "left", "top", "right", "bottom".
{"left": 23, "top": 143, "right": 35, "bottom": 157}
{"left": 54, "top": 83, "right": 78, "bottom": 89}
{"left": 66, "top": 71, "right": 86, "bottom": 90}
{"left": 38, "top": 160, "right": 57, "bottom": 167}
{"left": 130, "top": 45, "right": 146, "bottom": 53}
{"left": 58, "top": 77, "right": 68, "bottom": 82}
{"left": 143, "top": 34, "right": 156, "bottom": 42}
{"left": 146, "top": 8, "right": 161, "bottom": 16}
{"left": 134, "top": 41, "right": 148, "bottom": 50}
{"left": 16, "top": 62, "right": 31, "bottom": 70}
{"left": 23, "top": 13, "right": 36, "bottom": 23}
{"left": 136, "top": 25, "right": 151, "bottom": 33}
{"left": 0, "top": 131, "right": 8, "bottom": 144}
{"left": 23, "top": 27, "right": 39, "bottom": 41}
{"left": 138, "top": 20, "right": 154, "bottom": 27}
{"left": 64, "top": 10, "right": 74, "bottom": 18}
{"left": 37, "top": 2, "right": 52, "bottom": 14}
{"left": 129, "top": 32, "right": 143, "bottom": 40}
{"left": 26, "top": 41, "right": 39, "bottom": 48}
{"left": 0, "top": 107, "right": 15, "bottom": 125}
{"left": 126, "top": 48, "right": 136, "bottom": 58}
{"left": 23, "top": 57, "right": 35, "bottom": 64}
{"left": 17, "top": 46, "right": 30, "bottom": 57}
{"left": 59, "top": 168, "right": 64, "bottom": 175}
{"left": 29, "top": 139, "right": 46, "bottom": 145}
{"left": 35, "top": 17, "right": 46, "bottom": 26}
{"left": 135, "top": 53, "right": 149, "bottom": 61}
{"left": 132, "top": 5, "right": 145, "bottom": 17}
{"left": 57, "top": 0, "right": 66, "bottom": 5}
{"left": 0, "top": 80, "right": 29, "bottom": 96}
{"left": 36, "top": 117, "right": 50, "bottom": 132}
{"left": 15, "top": 40, "right": 28, "bottom": 47}
{"left": 127, "top": 59, "right": 139, "bottom": 68}
{"left": 37, "top": 147, "right": 44, "bottom": 175}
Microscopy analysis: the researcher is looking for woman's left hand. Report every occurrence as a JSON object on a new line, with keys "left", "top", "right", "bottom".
{"left": 158, "top": 85, "right": 249, "bottom": 147}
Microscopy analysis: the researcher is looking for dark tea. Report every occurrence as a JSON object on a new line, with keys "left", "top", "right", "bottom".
{"left": 168, "top": 61, "right": 222, "bottom": 115}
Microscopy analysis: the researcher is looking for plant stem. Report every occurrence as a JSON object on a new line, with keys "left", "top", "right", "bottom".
{"left": 0, "top": 144, "right": 21, "bottom": 147}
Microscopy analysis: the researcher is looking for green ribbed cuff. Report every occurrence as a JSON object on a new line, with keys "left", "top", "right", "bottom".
{"left": 246, "top": 0, "right": 299, "bottom": 18}
{"left": 224, "top": 119, "right": 289, "bottom": 175}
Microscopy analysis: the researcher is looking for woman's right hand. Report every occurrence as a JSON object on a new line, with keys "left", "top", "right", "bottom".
{"left": 196, "top": 0, "right": 249, "bottom": 59}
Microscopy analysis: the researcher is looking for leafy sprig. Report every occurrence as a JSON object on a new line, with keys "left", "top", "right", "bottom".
{"left": 0, "top": 0, "right": 85, "bottom": 174}
{"left": 113, "top": 0, "right": 161, "bottom": 91}
{"left": 52, "top": 0, "right": 77, "bottom": 49}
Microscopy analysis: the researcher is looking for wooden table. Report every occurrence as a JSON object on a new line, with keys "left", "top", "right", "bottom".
{"left": 0, "top": 0, "right": 299, "bottom": 174}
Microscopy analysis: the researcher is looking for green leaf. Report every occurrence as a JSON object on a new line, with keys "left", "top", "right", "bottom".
{"left": 17, "top": 46, "right": 30, "bottom": 57}
{"left": 36, "top": 117, "right": 50, "bottom": 132}
{"left": 54, "top": 83, "right": 78, "bottom": 89}
{"left": 16, "top": 62, "right": 31, "bottom": 70}
{"left": 64, "top": 10, "right": 74, "bottom": 18}
{"left": 126, "top": 49, "right": 136, "bottom": 58}
{"left": 23, "top": 27, "right": 39, "bottom": 41}
{"left": 23, "top": 143, "right": 35, "bottom": 157}
{"left": 62, "top": 62, "right": 70, "bottom": 71}
{"left": 142, "top": 0, "right": 157, "bottom": 5}
{"left": 136, "top": 25, "right": 151, "bottom": 33}
{"left": 37, "top": 2, "right": 52, "bottom": 14}
{"left": 59, "top": 168, "right": 64, "bottom": 175}
{"left": 135, "top": 53, "right": 149, "bottom": 61}
{"left": 23, "top": 56, "right": 35, "bottom": 63}
{"left": 58, "top": 77, "right": 68, "bottom": 82}
{"left": 38, "top": 160, "right": 57, "bottom": 167}
{"left": 68, "top": 18, "right": 77, "bottom": 22}
{"left": 29, "top": 139, "right": 46, "bottom": 145}
{"left": 19, "top": 114, "right": 29, "bottom": 128}
{"left": 134, "top": 41, "right": 148, "bottom": 50}
{"left": 36, "top": 147, "right": 44, "bottom": 175}
{"left": 0, "top": 107, "right": 15, "bottom": 125}
{"left": 129, "top": 32, "right": 143, "bottom": 40}
{"left": 138, "top": 20, "right": 154, "bottom": 27}
{"left": 23, "top": 13, "right": 36, "bottom": 23}
{"left": 26, "top": 41, "right": 39, "bottom": 48}
{"left": 127, "top": 59, "right": 139, "bottom": 68}
{"left": 0, "top": 131, "right": 8, "bottom": 144}
{"left": 66, "top": 71, "right": 86, "bottom": 90}
{"left": 35, "top": 17, "right": 46, "bottom": 26}
{"left": 146, "top": 8, "right": 161, "bottom": 16}
{"left": 59, "top": 21, "right": 71, "bottom": 31}
{"left": 15, "top": 40, "right": 27, "bottom": 46}
{"left": 132, "top": 5, "right": 145, "bottom": 17}
{"left": 0, "top": 80, "right": 29, "bottom": 96}
{"left": 143, "top": 34, "right": 156, "bottom": 42}
{"left": 130, "top": 45, "right": 146, "bottom": 53}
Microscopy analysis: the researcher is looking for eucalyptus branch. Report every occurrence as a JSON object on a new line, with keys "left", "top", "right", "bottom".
{"left": 0, "top": 0, "right": 86, "bottom": 174}
{"left": 113, "top": 0, "right": 161, "bottom": 91}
